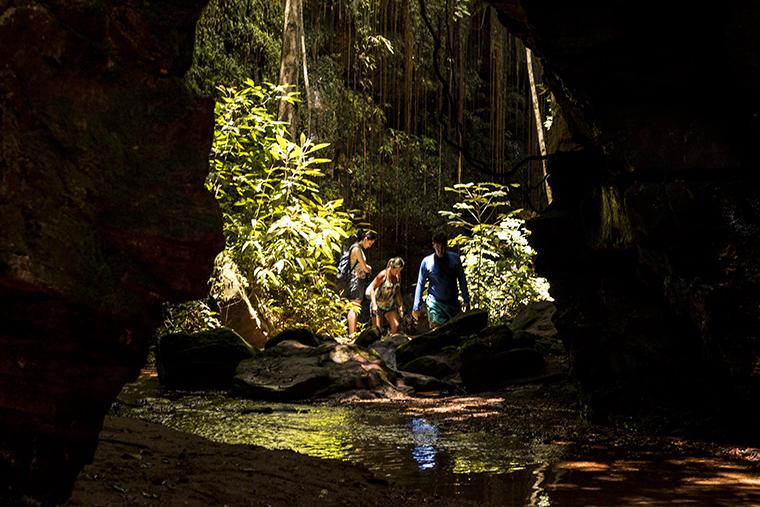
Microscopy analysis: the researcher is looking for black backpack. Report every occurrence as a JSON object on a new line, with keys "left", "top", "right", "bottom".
{"left": 336, "top": 243, "right": 358, "bottom": 283}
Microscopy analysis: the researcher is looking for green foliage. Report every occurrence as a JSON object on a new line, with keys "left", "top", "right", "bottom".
{"left": 374, "top": 129, "right": 451, "bottom": 224}
{"left": 355, "top": 29, "right": 395, "bottom": 91}
{"left": 452, "top": 0, "right": 473, "bottom": 20}
{"left": 173, "top": 0, "right": 551, "bottom": 335}
{"left": 440, "top": 182, "right": 551, "bottom": 322}
{"left": 208, "top": 81, "right": 355, "bottom": 337}
{"left": 157, "top": 300, "right": 221, "bottom": 336}
{"left": 186, "top": 0, "right": 282, "bottom": 96}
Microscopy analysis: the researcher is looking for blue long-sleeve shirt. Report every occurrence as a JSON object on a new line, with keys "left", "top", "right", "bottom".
{"left": 412, "top": 251, "right": 470, "bottom": 311}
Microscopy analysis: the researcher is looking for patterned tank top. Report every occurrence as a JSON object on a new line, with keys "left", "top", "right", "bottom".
{"left": 372, "top": 274, "right": 400, "bottom": 310}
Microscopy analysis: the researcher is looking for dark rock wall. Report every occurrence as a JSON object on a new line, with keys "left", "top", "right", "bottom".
{"left": 1, "top": 0, "right": 758, "bottom": 503}
{"left": 0, "top": 1, "right": 221, "bottom": 504}
{"left": 492, "top": 1, "right": 760, "bottom": 430}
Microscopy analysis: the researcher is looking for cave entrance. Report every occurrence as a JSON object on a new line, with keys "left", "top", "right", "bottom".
{"left": 174, "top": 0, "right": 558, "bottom": 348}
{"left": 6, "top": 1, "right": 760, "bottom": 506}
{"left": 130, "top": 2, "right": 578, "bottom": 502}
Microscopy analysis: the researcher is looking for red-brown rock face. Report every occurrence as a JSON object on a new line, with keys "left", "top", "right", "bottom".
{"left": 0, "top": 1, "right": 222, "bottom": 504}
{"left": 492, "top": 1, "right": 760, "bottom": 434}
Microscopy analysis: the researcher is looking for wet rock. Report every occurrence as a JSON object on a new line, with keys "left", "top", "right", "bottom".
{"left": 156, "top": 328, "right": 256, "bottom": 389}
{"left": 354, "top": 327, "right": 382, "bottom": 348}
{"left": 232, "top": 341, "right": 395, "bottom": 401}
{"left": 398, "top": 351, "right": 459, "bottom": 379}
{"left": 396, "top": 310, "right": 488, "bottom": 365}
{"left": 265, "top": 328, "right": 322, "bottom": 349}
{"left": 370, "top": 334, "right": 410, "bottom": 371}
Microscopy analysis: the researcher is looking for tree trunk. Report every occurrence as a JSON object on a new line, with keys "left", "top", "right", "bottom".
{"left": 526, "top": 46, "right": 553, "bottom": 206}
{"left": 298, "top": 0, "right": 311, "bottom": 136}
{"left": 278, "top": 0, "right": 300, "bottom": 139}
{"left": 403, "top": 0, "right": 414, "bottom": 133}
{"left": 455, "top": 16, "right": 465, "bottom": 184}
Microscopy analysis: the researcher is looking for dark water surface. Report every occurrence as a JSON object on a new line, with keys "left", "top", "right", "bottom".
{"left": 115, "top": 377, "right": 760, "bottom": 506}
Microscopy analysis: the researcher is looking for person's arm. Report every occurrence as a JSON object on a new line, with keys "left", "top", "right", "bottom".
{"left": 412, "top": 260, "right": 428, "bottom": 320}
{"left": 351, "top": 245, "right": 372, "bottom": 274}
{"left": 394, "top": 285, "right": 405, "bottom": 317}
{"left": 456, "top": 254, "right": 470, "bottom": 310}
{"left": 369, "top": 270, "right": 386, "bottom": 310}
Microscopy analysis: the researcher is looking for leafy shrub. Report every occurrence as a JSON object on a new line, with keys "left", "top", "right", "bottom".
{"left": 207, "top": 81, "right": 356, "bottom": 338}
{"left": 440, "top": 182, "right": 551, "bottom": 322}
{"left": 158, "top": 300, "right": 221, "bottom": 336}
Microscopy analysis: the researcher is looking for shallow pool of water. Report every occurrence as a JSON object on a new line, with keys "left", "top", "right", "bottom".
{"left": 115, "top": 378, "right": 563, "bottom": 503}
{"left": 114, "top": 377, "right": 760, "bottom": 505}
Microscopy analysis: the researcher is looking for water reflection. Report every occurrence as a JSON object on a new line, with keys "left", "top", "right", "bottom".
{"left": 113, "top": 378, "right": 760, "bottom": 506}
{"left": 530, "top": 462, "right": 551, "bottom": 507}
{"left": 409, "top": 418, "right": 438, "bottom": 470}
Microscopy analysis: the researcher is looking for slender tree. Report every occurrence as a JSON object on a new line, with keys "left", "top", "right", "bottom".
{"left": 278, "top": 0, "right": 301, "bottom": 137}
{"left": 403, "top": 0, "right": 415, "bottom": 133}
{"left": 298, "top": 0, "right": 312, "bottom": 135}
{"left": 526, "top": 46, "right": 553, "bottom": 206}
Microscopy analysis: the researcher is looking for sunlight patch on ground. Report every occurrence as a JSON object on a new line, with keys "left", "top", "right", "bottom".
{"left": 610, "top": 460, "right": 646, "bottom": 472}
{"left": 557, "top": 461, "right": 610, "bottom": 472}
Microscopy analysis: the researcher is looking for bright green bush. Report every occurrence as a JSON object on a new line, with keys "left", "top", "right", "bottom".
{"left": 207, "top": 81, "right": 355, "bottom": 338}
{"left": 440, "top": 182, "right": 552, "bottom": 322}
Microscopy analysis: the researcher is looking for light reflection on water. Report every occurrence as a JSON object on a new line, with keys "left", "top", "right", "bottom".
{"left": 117, "top": 396, "right": 547, "bottom": 474}
{"left": 410, "top": 418, "right": 438, "bottom": 470}
{"left": 114, "top": 379, "right": 760, "bottom": 505}
{"left": 115, "top": 381, "right": 554, "bottom": 502}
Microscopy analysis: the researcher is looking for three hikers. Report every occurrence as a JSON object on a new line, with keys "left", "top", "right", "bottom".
{"left": 344, "top": 230, "right": 469, "bottom": 336}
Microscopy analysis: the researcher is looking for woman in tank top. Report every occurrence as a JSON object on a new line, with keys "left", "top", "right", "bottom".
{"left": 366, "top": 257, "right": 405, "bottom": 334}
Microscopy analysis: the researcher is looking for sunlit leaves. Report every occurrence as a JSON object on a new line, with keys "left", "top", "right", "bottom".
{"left": 440, "top": 182, "right": 551, "bottom": 322}
{"left": 452, "top": 0, "right": 472, "bottom": 20}
{"left": 207, "top": 82, "right": 355, "bottom": 337}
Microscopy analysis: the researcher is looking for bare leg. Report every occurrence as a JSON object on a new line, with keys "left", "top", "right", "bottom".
{"left": 348, "top": 300, "right": 362, "bottom": 337}
{"left": 385, "top": 310, "right": 400, "bottom": 334}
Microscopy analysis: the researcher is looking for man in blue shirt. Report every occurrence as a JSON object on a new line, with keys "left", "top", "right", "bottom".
{"left": 412, "top": 232, "right": 470, "bottom": 328}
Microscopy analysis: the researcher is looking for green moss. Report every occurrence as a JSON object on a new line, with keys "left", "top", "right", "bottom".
{"left": 186, "top": 0, "right": 282, "bottom": 96}
{"left": 597, "top": 186, "right": 633, "bottom": 249}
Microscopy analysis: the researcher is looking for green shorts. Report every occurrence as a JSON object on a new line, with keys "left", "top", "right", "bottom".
{"left": 425, "top": 294, "right": 461, "bottom": 326}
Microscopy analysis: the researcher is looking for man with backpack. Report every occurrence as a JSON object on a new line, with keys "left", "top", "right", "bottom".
{"left": 339, "top": 230, "right": 377, "bottom": 338}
